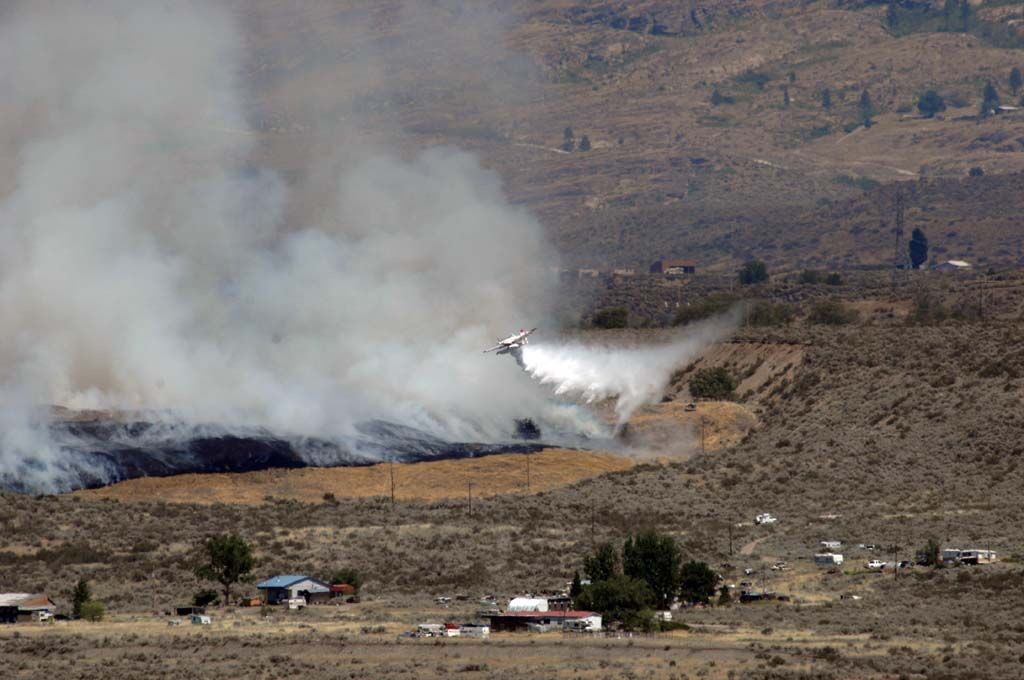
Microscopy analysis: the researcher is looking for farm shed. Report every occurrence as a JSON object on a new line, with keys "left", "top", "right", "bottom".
{"left": 0, "top": 593, "right": 56, "bottom": 624}
{"left": 256, "top": 575, "right": 331, "bottom": 605}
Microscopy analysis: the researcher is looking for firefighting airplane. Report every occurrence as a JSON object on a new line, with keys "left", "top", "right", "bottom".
{"left": 483, "top": 328, "right": 537, "bottom": 355}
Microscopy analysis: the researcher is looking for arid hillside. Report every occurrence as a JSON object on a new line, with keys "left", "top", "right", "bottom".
{"left": 209, "top": 0, "right": 1024, "bottom": 270}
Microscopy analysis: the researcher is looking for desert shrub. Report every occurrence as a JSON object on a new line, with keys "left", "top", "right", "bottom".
{"left": 591, "top": 307, "right": 628, "bottom": 329}
{"left": 745, "top": 301, "right": 793, "bottom": 327}
{"left": 807, "top": 299, "right": 859, "bottom": 325}
{"left": 738, "top": 260, "right": 768, "bottom": 285}
{"left": 908, "top": 289, "right": 949, "bottom": 324}
{"left": 689, "top": 367, "right": 737, "bottom": 400}
{"left": 798, "top": 270, "right": 821, "bottom": 285}
{"left": 824, "top": 272, "right": 842, "bottom": 286}
{"left": 917, "top": 538, "right": 941, "bottom": 567}
{"left": 79, "top": 600, "right": 105, "bottom": 622}
{"left": 673, "top": 294, "right": 738, "bottom": 326}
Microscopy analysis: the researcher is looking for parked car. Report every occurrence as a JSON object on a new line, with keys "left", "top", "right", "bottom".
{"left": 897, "top": 560, "right": 914, "bottom": 569}
{"left": 754, "top": 513, "right": 778, "bottom": 525}
{"left": 743, "top": 568, "right": 755, "bottom": 576}
{"left": 865, "top": 559, "right": 887, "bottom": 570}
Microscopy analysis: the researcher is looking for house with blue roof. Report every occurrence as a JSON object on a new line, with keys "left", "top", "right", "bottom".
{"left": 256, "top": 575, "right": 331, "bottom": 605}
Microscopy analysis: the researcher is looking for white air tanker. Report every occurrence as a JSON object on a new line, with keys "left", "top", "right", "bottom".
{"left": 483, "top": 328, "right": 537, "bottom": 356}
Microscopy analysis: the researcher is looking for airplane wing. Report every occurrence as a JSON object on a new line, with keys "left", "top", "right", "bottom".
{"left": 483, "top": 343, "right": 504, "bottom": 353}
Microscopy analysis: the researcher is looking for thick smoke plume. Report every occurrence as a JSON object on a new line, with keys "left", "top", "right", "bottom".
{"left": 520, "top": 318, "right": 736, "bottom": 431}
{"left": 0, "top": 1, "right": 728, "bottom": 492}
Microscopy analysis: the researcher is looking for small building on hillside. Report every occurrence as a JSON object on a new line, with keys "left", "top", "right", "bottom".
{"left": 650, "top": 259, "right": 697, "bottom": 276}
{"left": 933, "top": 260, "right": 971, "bottom": 272}
{"left": 487, "top": 610, "right": 601, "bottom": 633}
{"left": 256, "top": 575, "right": 331, "bottom": 605}
{"left": 0, "top": 594, "right": 56, "bottom": 624}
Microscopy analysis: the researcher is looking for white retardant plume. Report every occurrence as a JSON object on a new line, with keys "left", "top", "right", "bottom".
{"left": 520, "top": 317, "right": 737, "bottom": 430}
{"left": 0, "top": 0, "right": 564, "bottom": 492}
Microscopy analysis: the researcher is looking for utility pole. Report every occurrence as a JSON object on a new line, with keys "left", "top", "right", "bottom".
{"left": 389, "top": 460, "right": 395, "bottom": 509}
{"left": 468, "top": 481, "right": 473, "bottom": 516}
{"left": 590, "top": 507, "right": 596, "bottom": 548}
{"left": 728, "top": 523, "right": 734, "bottom": 558}
{"left": 892, "top": 541, "right": 900, "bottom": 581}
{"left": 526, "top": 455, "right": 531, "bottom": 494}
{"left": 892, "top": 190, "right": 907, "bottom": 289}
{"left": 700, "top": 417, "right": 707, "bottom": 455}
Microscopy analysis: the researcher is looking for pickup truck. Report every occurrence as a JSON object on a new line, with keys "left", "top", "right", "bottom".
{"left": 865, "top": 559, "right": 887, "bottom": 570}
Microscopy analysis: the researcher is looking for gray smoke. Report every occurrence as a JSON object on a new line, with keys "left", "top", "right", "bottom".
{"left": 0, "top": 0, "right": 568, "bottom": 491}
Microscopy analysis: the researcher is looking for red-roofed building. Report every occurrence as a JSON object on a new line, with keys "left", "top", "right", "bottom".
{"left": 486, "top": 609, "right": 602, "bottom": 632}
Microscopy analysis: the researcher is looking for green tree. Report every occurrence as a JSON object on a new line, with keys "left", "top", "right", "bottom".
{"left": 562, "top": 127, "right": 575, "bottom": 152}
{"left": 329, "top": 567, "right": 364, "bottom": 593}
{"left": 981, "top": 81, "right": 1000, "bottom": 117}
{"left": 689, "top": 367, "right": 737, "bottom": 400}
{"left": 578, "top": 135, "right": 591, "bottom": 151}
{"left": 79, "top": 600, "right": 105, "bottom": 622}
{"left": 569, "top": 570, "right": 583, "bottom": 601}
{"left": 909, "top": 228, "right": 929, "bottom": 269}
{"left": 943, "top": 0, "right": 959, "bottom": 31}
{"left": 738, "top": 260, "right": 768, "bottom": 285}
{"left": 591, "top": 307, "right": 628, "bottom": 329}
{"left": 859, "top": 89, "right": 873, "bottom": 128}
{"left": 679, "top": 561, "right": 718, "bottom": 605}
{"left": 622, "top": 530, "right": 682, "bottom": 610}
{"left": 917, "top": 538, "right": 942, "bottom": 567}
{"left": 886, "top": 0, "right": 899, "bottom": 29}
{"left": 782, "top": 85, "right": 790, "bottom": 108}
{"left": 72, "top": 578, "right": 91, "bottom": 620}
{"left": 1011, "top": 67, "right": 1023, "bottom": 96}
{"left": 824, "top": 272, "right": 842, "bottom": 286}
{"left": 193, "top": 534, "right": 256, "bottom": 607}
{"left": 711, "top": 88, "right": 725, "bottom": 106}
{"left": 746, "top": 301, "right": 794, "bottom": 327}
{"left": 917, "top": 90, "right": 946, "bottom": 118}
{"left": 192, "top": 589, "right": 219, "bottom": 607}
{"left": 821, "top": 88, "right": 832, "bottom": 111}
{"left": 717, "top": 585, "right": 733, "bottom": 605}
{"left": 959, "top": 0, "right": 971, "bottom": 32}
{"left": 584, "top": 542, "right": 620, "bottom": 582}
{"left": 575, "top": 575, "right": 655, "bottom": 631}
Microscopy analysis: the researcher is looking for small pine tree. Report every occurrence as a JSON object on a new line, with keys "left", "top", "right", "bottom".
{"left": 917, "top": 538, "right": 942, "bottom": 566}
{"left": 782, "top": 86, "right": 790, "bottom": 108}
{"left": 717, "top": 585, "right": 733, "bottom": 605}
{"left": 570, "top": 570, "right": 583, "bottom": 601}
{"left": 711, "top": 88, "right": 725, "bottom": 106}
{"left": 1010, "top": 67, "right": 1023, "bottom": 96}
{"left": 859, "top": 89, "right": 873, "bottom": 128}
{"left": 562, "top": 127, "right": 575, "bottom": 152}
{"left": 981, "top": 81, "right": 1000, "bottom": 117}
{"left": 886, "top": 0, "right": 899, "bottom": 29}
{"left": 959, "top": 0, "right": 971, "bottom": 32}
{"left": 578, "top": 134, "right": 591, "bottom": 151}
{"left": 917, "top": 90, "right": 946, "bottom": 118}
{"left": 72, "top": 578, "right": 91, "bottom": 620}
{"left": 909, "top": 228, "right": 929, "bottom": 269}
{"left": 821, "top": 88, "right": 832, "bottom": 110}
{"left": 943, "top": 0, "right": 958, "bottom": 31}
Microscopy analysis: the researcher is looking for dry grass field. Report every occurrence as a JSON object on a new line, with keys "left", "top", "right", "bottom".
{"left": 75, "top": 449, "right": 634, "bottom": 505}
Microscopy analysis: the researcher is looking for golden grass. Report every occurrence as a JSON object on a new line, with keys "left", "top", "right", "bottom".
{"left": 74, "top": 449, "right": 633, "bottom": 505}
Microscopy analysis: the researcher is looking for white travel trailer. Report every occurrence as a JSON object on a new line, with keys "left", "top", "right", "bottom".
{"left": 814, "top": 553, "right": 844, "bottom": 567}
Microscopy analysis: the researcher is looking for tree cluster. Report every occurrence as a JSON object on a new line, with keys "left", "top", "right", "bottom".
{"left": 737, "top": 260, "right": 768, "bottom": 285}
{"left": 576, "top": 531, "right": 718, "bottom": 630}
{"left": 689, "top": 367, "right": 737, "bottom": 400}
